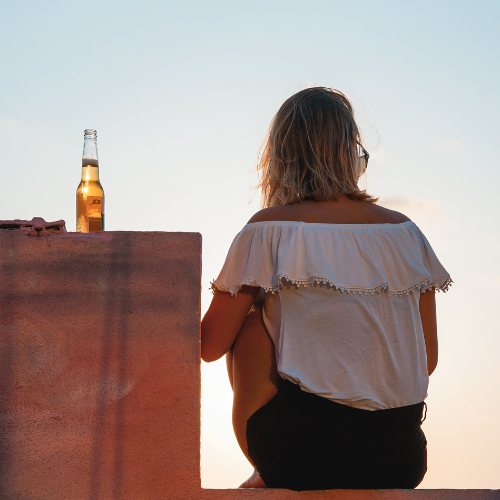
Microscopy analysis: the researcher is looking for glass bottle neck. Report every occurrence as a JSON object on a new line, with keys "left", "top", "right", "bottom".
{"left": 82, "top": 129, "right": 99, "bottom": 170}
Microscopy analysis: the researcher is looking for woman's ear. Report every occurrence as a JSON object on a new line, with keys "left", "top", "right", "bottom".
{"left": 358, "top": 155, "right": 366, "bottom": 178}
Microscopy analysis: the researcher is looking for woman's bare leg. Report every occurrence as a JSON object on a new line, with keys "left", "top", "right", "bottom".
{"left": 226, "top": 305, "right": 281, "bottom": 487}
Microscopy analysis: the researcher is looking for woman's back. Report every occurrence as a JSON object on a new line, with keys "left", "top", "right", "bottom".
{"left": 213, "top": 196, "right": 450, "bottom": 410}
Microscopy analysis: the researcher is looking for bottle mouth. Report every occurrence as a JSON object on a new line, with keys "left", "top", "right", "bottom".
{"left": 84, "top": 129, "right": 97, "bottom": 139}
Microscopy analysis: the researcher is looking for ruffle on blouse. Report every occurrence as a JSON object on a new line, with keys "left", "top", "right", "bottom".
{"left": 211, "top": 220, "right": 453, "bottom": 298}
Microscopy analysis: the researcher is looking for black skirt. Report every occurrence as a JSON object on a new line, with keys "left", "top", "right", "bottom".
{"left": 246, "top": 379, "right": 427, "bottom": 491}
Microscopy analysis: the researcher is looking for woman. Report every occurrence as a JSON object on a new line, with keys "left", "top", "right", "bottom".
{"left": 201, "top": 87, "right": 452, "bottom": 491}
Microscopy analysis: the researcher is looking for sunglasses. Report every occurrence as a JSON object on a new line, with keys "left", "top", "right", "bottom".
{"left": 356, "top": 141, "right": 369, "bottom": 177}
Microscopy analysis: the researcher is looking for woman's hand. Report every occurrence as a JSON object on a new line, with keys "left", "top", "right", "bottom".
{"left": 201, "top": 285, "right": 261, "bottom": 362}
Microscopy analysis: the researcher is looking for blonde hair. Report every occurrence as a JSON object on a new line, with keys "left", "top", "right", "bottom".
{"left": 257, "top": 87, "right": 379, "bottom": 208}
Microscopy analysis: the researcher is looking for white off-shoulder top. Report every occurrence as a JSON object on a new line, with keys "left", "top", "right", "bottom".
{"left": 211, "top": 220, "right": 453, "bottom": 410}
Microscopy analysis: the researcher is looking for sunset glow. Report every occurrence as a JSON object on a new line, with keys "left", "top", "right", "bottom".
{"left": 0, "top": 0, "right": 498, "bottom": 490}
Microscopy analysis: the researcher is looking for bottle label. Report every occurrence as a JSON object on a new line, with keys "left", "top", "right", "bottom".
{"left": 86, "top": 196, "right": 104, "bottom": 216}
{"left": 85, "top": 196, "right": 104, "bottom": 232}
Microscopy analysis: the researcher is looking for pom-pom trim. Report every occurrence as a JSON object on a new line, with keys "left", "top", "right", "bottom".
{"left": 211, "top": 274, "right": 453, "bottom": 297}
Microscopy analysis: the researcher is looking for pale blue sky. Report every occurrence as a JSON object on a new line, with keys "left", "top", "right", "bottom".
{"left": 1, "top": 0, "right": 499, "bottom": 489}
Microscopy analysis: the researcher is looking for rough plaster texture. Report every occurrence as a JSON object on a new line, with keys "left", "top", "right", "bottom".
{"left": 0, "top": 231, "right": 200, "bottom": 500}
{"left": 0, "top": 230, "right": 498, "bottom": 500}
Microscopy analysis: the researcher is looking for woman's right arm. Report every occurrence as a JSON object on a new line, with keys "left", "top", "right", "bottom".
{"left": 201, "top": 286, "right": 260, "bottom": 363}
{"left": 419, "top": 288, "right": 438, "bottom": 375}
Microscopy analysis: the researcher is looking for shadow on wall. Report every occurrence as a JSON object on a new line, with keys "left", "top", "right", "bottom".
{"left": 89, "top": 232, "right": 131, "bottom": 500}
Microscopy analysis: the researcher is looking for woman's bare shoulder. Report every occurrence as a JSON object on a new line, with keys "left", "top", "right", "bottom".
{"left": 247, "top": 206, "right": 296, "bottom": 224}
{"left": 372, "top": 204, "right": 412, "bottom": 224}
{"left": 248, "top": 202, "right": 412, "bottom": 225}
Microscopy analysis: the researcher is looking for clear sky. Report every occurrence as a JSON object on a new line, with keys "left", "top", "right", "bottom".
{"left": 1, "top": 0, "right": 499, "bottom": 489}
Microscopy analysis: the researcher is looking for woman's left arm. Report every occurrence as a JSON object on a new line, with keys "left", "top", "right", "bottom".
{"left": 201, "top": 285, "right": 261, "bottom": 363}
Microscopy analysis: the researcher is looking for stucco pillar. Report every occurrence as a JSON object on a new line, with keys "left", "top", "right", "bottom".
{"left": 0, "top": 229, "right": 201, "bottom": 499}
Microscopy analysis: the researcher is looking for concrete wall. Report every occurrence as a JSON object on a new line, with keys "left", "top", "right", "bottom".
{"left": 0, "top": 230, "right": 498, "bottom": 500}
{"left": 0, "top": 231, "right": 201, "bottom": 500}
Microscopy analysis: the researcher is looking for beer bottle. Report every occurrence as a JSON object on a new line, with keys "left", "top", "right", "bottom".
{"left": 76, "top": 129, "right": 105, "bottom": 232}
